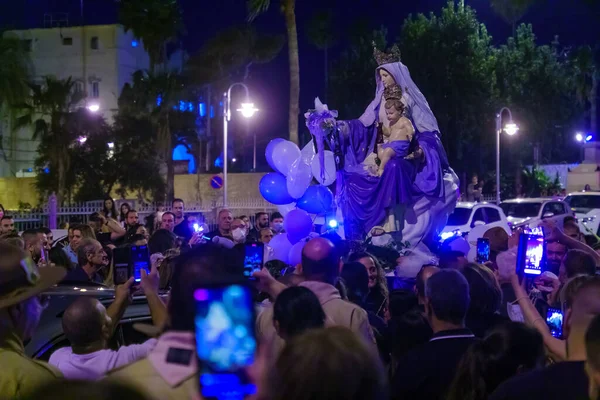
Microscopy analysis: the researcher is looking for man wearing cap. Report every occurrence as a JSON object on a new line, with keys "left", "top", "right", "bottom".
{"left": 0, "top": 242, "right": 66, "bottom": 398}
{"left": 439, "top": 236, "right": 469, "bottom": 270}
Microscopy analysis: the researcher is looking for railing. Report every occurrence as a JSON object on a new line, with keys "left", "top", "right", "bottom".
{"left": 9, "top": 198, "right": 277, "bottom": 232}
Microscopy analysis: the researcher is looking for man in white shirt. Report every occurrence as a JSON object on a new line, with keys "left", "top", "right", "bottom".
{"left": 49, "top": 264, "right": 167, "bottom": 380}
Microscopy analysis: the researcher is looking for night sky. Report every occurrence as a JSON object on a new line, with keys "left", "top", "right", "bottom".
{"left": 2, "top": 0, "right": 599, "bottom": 166}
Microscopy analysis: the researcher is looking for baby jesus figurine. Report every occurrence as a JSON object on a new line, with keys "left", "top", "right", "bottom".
{"left": 377, "top": 85, "right": 416, "bottom": 176}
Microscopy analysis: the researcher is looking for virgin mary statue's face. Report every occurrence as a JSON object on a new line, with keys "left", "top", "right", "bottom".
{"left": 379, "top": 69, "right": 396, "bottom": 88}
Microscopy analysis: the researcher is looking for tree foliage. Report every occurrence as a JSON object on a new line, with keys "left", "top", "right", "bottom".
{"left": 119, "top": 0, "right": 183, "bottom": 69}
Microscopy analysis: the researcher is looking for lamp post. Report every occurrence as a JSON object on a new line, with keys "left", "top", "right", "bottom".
{"left": 223, "top": 83, "right": 258, "bottom": 207}
{"left": 495, "top": 107, "right": 519, "bottom": 204}
{"left": 575, "top": 132, "right": 593, "bottom": 162}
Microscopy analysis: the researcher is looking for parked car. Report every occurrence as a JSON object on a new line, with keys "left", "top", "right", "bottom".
{"left": 442, "top": 202, "right": 511, "bottom": 237}
{"left": 499, "top": 198, "right": 572, "bottom": 230}
{"left": 563, "top": 192, "right": 600, "bottom": 236}
{"left": 25, "top": 284, "right": 159, "bottom": 361}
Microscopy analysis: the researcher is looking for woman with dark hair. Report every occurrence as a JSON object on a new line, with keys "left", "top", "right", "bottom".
{"left": 273, "top": 286, "right": 326, "bottom": 340}
{"left": 119, "top": 202, "right": 131, "bottom": 224}
{"left": 447, "top": 322, "right": 544, "bottom": 400}
{"left": 388, "top": 310, "right": 432, "bottom": 377}
{"left": 461, "top": 263, "right": 507, "bottom": 337}
{"left": 341, "top": 262, "right": 390, "bottom": 362}
{"left": 148, "top": 229, "right": 177, "bottom": 255}
{"left": 348, "top": 252, "right": 389, "bottom": 318}
{"left": 266, "top": 327, "right": 387, "bottom": 400}
{"left": 102, "top": 197, "right": 118, "bottom": 220}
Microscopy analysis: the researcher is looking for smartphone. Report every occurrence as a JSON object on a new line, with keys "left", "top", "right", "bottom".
{"left": 545, "top": 306, "right": 563, "bottom": 338}
{"left": 113, "top": 247, "right": 131, "bottom": 285}
{"left": 195, "top": 284, "right": 257, "bottom": 399}
{"left": 516, "top": 232, "right": 545, "bottom": 276}
{"left": 193, "top": 223, "right": 204, "bottom": 233}
{"left": 243, "top": 243, "right": 264, "bottom": 279}
{"left": 131, "top": 245, "right": 150, "bottom": 283}
{"left": 476, "top": 238, "right": 490, "bottom": 263}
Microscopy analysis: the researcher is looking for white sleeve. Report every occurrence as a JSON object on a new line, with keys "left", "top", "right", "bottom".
{"left": 114, "top": 338, "right": 158, "bottom": 366}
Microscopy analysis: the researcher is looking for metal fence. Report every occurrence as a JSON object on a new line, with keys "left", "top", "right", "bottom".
{"left": 8, "top": 198, "right": 278, "bottom": 232}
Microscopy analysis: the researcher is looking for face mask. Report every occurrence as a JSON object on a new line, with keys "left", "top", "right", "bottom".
{"left": 272, "top": 222, "right": 284, "bottom": 233}
{"left": 232, "top": 228, "right": 247, "bottom": 243}
{"left": 371, "top": 233, "right": 393, "bottom": 247}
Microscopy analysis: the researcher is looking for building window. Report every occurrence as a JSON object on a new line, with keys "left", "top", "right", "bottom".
{"left": 62, "top": 37, "right": 73, "bottom": 46}
{"left": 74, "top": 81, "right": 85, "bottom": 95}
{"left": 91, "top": 82, "right": 99, "bottom": 98}
{"left": 21, "top": 40, "right": 32, "bottom": 52}
{"left": 90, "top": 37, "right": 99, "bottom": 50}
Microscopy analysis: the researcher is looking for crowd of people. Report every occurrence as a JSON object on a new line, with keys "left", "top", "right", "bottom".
{"left": 2, "top": 198, "right": 600, "bottom": 400}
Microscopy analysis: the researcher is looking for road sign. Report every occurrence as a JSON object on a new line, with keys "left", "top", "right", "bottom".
{"left": 210, "top": 175, "right": 223, "bottom": 190}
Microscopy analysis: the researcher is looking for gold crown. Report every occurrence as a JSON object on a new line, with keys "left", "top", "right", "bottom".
{"left": 373, "top": 41, "right": 401, "bottom": 65}
{"left": 383, "top": 84, "right": 403, "bottom": 101}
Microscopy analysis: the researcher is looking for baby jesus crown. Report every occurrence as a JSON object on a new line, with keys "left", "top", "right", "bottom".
{"left": 373, "top": 41, "right": 402, "bottom": 65}
{"left": 383, "top": 84, "right": 403, "bottom": 101}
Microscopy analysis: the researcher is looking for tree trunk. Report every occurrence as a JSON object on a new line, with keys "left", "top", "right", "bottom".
{"left": 592, "top": 70, "right": 598, "bottom": 136}
{"left": 324, "top": 47, "right": 328, "bottom": 103}
{"left": 284, "top": 0, "right": 300, "bottom": 145}
{"left": 57, "top": 157, "right": 65, "bottom": 206}
{"left": 205, "top": 84, "right": 212, "bottom": 172}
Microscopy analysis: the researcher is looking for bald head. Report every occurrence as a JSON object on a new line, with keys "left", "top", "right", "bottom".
{"left": 300, "top": 238, "right": 340, "bottom": 284}
{"left": 62, "top": 297, "right": 110, "bottom": 349}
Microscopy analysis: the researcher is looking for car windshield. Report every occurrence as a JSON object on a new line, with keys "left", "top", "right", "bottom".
{"left": 447, "top": 207, "right": 471, "bottom": 226}
{"left": 564, "top": 195, "right": 600, "bottom": 212}
{"left": 500, "top": 202, "right": 542, "bottom": 219}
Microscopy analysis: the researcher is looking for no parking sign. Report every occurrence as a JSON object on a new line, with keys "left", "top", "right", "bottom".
{"left": 210, "top": 175, "right": 223, "bottom": 190}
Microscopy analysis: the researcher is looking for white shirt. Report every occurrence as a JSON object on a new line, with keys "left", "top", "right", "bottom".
{"left": 49, "top": 339, "right": 157, "bottom": 380}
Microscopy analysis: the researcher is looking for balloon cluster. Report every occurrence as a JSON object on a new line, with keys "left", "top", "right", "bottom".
{"left": 259, "top": 135, "right": 338, "bottom": 264}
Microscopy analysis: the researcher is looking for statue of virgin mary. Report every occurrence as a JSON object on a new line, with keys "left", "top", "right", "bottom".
{"left": 334, "top": 44, "right": 459, "bottom": 248}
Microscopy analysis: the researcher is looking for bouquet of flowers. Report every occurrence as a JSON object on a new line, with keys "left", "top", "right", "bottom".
{"left": 304, "top": 98, "right": 338, "bottom": 182}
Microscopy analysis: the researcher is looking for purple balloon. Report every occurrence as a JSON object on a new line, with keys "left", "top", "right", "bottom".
{"left": 265, "top": 138, "right": 285, "bottom": 171}
{"left": 259, "top": 172, "right": 295, "bottom": 205}
{"left": 270, "top": 233, "right": 292, "bottom": 264}
{"left": 296, "top": 185, "right": 334, "bottom": 215}
{"left": 288, "top": 240, "right": 306, "bottom": 266}
{"left": 285, "top": 209, "right": 313, "bottom": 244}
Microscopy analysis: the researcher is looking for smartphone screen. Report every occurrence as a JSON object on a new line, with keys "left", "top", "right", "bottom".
{"left": 476, "top": 238, "right": 490, "bottom": 263}
{"left": 546, "top": 307, "right": 563, "bottom": 338}
{"left": 130, "top": 245, "right": 150, "bottom": 283}
{"left": 113, "top": 247, "right": 130, "bottom": 285}
{"left": 517, "top": 233, "right": 544, "bottom": 276}
{"left": 243, "top": 243, "right": 264, "bottom": 279}
{"left": 194, "top": 284, "right": 257, "bottom": 399}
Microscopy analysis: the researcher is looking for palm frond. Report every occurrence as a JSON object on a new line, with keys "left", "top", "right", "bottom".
{"left": 247, "top": 0, "right": 271, "bottom": 21}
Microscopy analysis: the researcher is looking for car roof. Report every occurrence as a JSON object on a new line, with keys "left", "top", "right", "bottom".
{"left": 501, "top": 197, "right": 562, "bottom": 204}
{"left": 566, "top": 191, "right": 600, "bottom": 197}
{"left": 455, "top": 202, "right": 500, "bottom": 209}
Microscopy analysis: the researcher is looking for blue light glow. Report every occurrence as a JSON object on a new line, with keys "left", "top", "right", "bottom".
{"left": 131, "top": 40, "right": 138, "bottom": 48}
{"left": 199, "top": 102, "right": 206, "bottom": 117}
{"left": 156, "top": 95, "right": 162, "bottom": 107}
{"left": 328, "top": 219, "right": 338, "bottom": 229}
{"left": 172, "top": 144, "right": 196, "bottom": 173}
{"left": 586, "top": 135, "right": 593, "bottom": 142}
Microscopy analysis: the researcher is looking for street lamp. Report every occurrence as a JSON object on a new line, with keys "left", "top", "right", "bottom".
{"left": 223, "top": 83, "right": 258, "bottom": 206}
{"left": 87, "top": 103, "right": 99, "bottom": 113}
{"left": 575, "top": 132, "right": 593, "bottom": 162}
{"left": 496, "top": 107, "right": 519, "bottom": 204}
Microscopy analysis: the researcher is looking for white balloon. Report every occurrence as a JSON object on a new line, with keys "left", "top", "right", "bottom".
{"left": 301, "top": 140, "right": 316, "bottom": 164}
{"left": 311, "top": 150, "right": 337, "bottom": 186}
{"left": 277, "top": 203, "right": 296, "bottom": 217}
{"left": 272, "top": 140, "right": 301, "bottom": 176}
{"left": 286, "top": 156, "right": 313, "bottom": 199}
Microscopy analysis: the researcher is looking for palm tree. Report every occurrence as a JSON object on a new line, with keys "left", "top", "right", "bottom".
{"left": 0, "top": 34, "right": 30, "bottom": 112}
{"left": 0, "top": 33, "right": 31, "bottom": 159}
{"left": 16, "top": 77, "right": 85, "bottom": 204}
{"left": 119, "top": 70, "right": 195, "bottom": 200}
{"left": 572, "top": 46, "right": 598, "bottom": 136}
{"left": 248, "top": 0, "right": 300, "bottom": 144}
{"left": 306, "top": 10, "right": 336, "bottom": 102}
{"left": 118, "top": 0, "right": 183, "bottom": 71}
{"left": 490, "top": 0, "right": 537, "bottom": 36}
